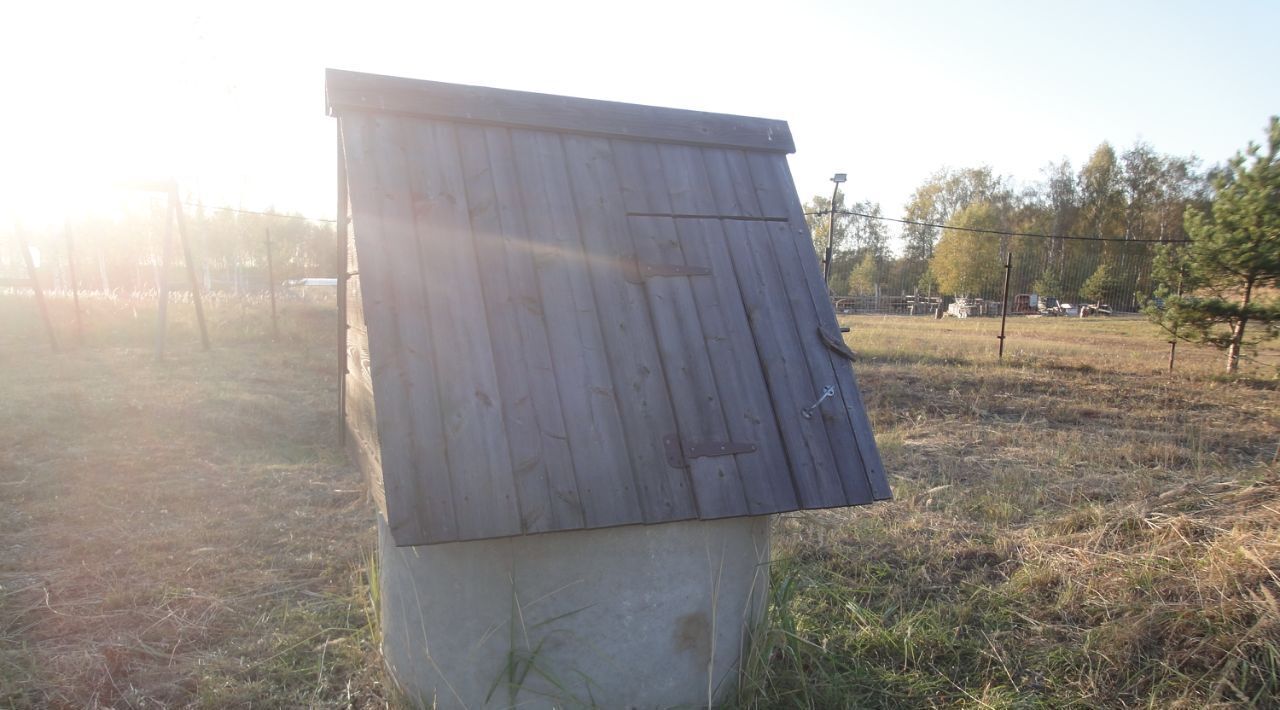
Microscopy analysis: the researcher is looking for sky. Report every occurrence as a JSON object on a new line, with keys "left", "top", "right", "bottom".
{"left": 3, "top": 0, "right": 1277, "bottom": 244}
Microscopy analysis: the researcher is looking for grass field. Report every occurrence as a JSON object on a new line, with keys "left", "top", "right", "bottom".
{"left": 1, "top": 292, "right": 1277, "bottom": 708}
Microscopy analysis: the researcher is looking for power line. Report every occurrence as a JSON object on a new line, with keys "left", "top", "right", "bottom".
{"left": 182, "top": 202, "right": 337, "bottom": 224}
{"left": 806, "top": 209, "right": 1191, "bottom": 244}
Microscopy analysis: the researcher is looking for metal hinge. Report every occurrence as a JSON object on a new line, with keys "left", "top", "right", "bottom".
{"left": 663, "top": 434, "right": 757, "bottom": 468}
{"left": 623, "top": 257, "right": 711, "bottom": 284}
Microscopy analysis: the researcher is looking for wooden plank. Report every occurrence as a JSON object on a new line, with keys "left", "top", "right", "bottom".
{"left": 726, "top": 219, "right": 847, "bottom": 507}
{"left": 346, "top": 326, "right": 374, "bottom": 386}
{"left": 456, "top": 123, "right": 584, "bottom": 533}
{"left": 326, "top": 69, "right": 794, "bottom": 154}
{"left": 610, "top": 139, "right": 749, "bottom": 517}
{"left": 560, "top": 134, "right": 697, "bottom": 522}
{"left": 508, "top": 127, "right": 644, "bottom": 528}
{"left": 700, "top": 147, "right": 846, "bottom": 507}
{"left": 656, "top": 143, "right": 799, "bottom": 513}
{"left": 401, "top": 118, "right": 521, "bottom": 541}
{"left": 701, "top": 147, "right": 767, "bottom": 219}
{"left": 345, "top": 372, "right": 386, "bottom": 515}
{"left": 746, "top": 152, "right": 889, "bottom": 501}
{"left": 342, "top": 111, "right": 459, "bottom": 544}
{"left": 347, "top": 273, "right": 366, "bottom": 333}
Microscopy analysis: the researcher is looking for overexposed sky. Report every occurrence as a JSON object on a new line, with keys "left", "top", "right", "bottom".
{"left": 3, "top": 0, "right": 1277, "bottom": 237}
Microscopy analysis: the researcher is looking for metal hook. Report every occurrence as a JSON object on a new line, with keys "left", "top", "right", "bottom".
{"left": 801, "top": 385, "right": 835, "bottom": 419}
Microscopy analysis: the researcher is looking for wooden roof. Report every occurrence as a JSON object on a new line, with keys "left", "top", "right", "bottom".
{"left": 329, "top": 69, "right": 890, "bottom": 546}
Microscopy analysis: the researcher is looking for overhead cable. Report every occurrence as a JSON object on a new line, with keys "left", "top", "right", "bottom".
{"left": 806, "top": 209, "right": 1191, "bottom": 244}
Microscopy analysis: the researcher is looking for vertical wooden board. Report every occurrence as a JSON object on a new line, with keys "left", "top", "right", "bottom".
{"left": 701, "top": 147, "right": 766, "bottom": 218}
{"left": 737, "top": 150, "right": 867, "bottom": 502}
{"left": 656, "top": 143, "right": 798, "bottom": 512}
{"left": 508, "top": 128, "right": 644, "bottom": 527}
{"left": 673, "top": 216, "right": 799, "bottom": 513}
{"left": 561, "top": 135, "right": 697, "bottom": 522}
{"left": 346, "top": 322, "right": 374, "bottom": 386}
{"left": 728, "top": 219, "right": 848, "bottom": 507}
{"left": 748, "top": 152, "right": 890, "bottom": 501}
{"left": 345, "top": 373, "right": 386, "bottom": 515}
{"left": 402, "top": 119, "right": 522, "bottom": 541}
{"left": 456, "top": 123, "right": 583, "bottom": 533}
{"left": 347, "top": 273, "right": 366, "bottom": 333}
{"left": 628, "top": 215, "right": 749, "bottom": 517}
{"left": 699, "top": 146, "right": 845, "bottom": 507}
{"left": 347, "top": 216, "right": 359, "bottom": 274}
{"left": 612, "top": 139, "right": 750, "bottom": 518}
{"left": 342, "top": 112, "right": 459, "bottom": 543}
{"left": 482, "top": 127, "right": 587, "bottom": 529}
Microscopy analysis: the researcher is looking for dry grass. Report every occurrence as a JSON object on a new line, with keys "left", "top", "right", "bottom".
{"left": 733, "top": 314, "right": 1280, "bottom": 709}
{"left": 0, "top": 293, "right": 385, "bottom": 708}
{"left": 2, "top": 293, "right": 1278, "bottom": 708}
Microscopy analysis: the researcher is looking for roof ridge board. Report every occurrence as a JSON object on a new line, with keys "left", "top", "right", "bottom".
{"left": 325, "top": 68, "right": 795, "bottom": 154}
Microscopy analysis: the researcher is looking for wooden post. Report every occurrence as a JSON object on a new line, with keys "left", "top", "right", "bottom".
{"left": 154, "top": 205, "right": 174, "bottom": 359}
{"left": 1168, "top": 268, "right": 1184, "bottom": 373}
{"left": 16, "top": 225, "right": 59, "bottom": 351}
{"left": 265, "top": 228, "right": 279, "bottom": 341}
{"left": 336, "top": 123, "right": 350, "bottom": 446}
{"left": 997, "top": 252, "right": 1012, "bottom": 359}
{"left": 97, "top": 248, "right": 111, "bottom": 292}
{"left": 64, "top": 221, "right": 84, "bottom": 346}
{"left": 170, "top": 188, "right": 210, "bottom": 351}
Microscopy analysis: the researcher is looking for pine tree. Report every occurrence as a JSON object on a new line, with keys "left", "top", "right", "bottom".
{"left": 1081, "top": 261, "right": 1117, "bottom": 306}
{"left": 1148, "top": 117, "right": 1280, "bottom": 373}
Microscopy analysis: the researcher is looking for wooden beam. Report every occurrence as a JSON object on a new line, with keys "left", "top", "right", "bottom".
{"left": 15, "top": 225, "right": 58, "bottom": 351}
{"left": 336, "top": 121, "right": 349, "bottom": 447}
{"left": 154, "top": 205, "right": 174, "bottom": 359}
{"left": 325, "top": 68, "right": 795, "bottom": 154}
{"left": 64, "top": 221, "right": 83, "bottom": 346}
{"left": 265, "top": 228, "right": 279, "bottom": 341}
{"left": 170, "top": 188, "right": 210, "bottom": 351}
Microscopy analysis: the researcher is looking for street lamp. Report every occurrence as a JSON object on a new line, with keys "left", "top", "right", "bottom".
{"left": 824, "top": 173, "right": 847, "bottom": 288}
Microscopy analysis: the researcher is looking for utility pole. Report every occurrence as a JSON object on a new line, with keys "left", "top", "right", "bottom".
{"left": 823, "top": 172, "right": 846, "bottom": 289}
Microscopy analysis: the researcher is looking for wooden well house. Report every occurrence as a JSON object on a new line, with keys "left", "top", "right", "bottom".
{"left": 329, "top": 69, "right": 893, "bottom": 706}
{"left": 330, "top": 69, "right": 890, "bottom": 548}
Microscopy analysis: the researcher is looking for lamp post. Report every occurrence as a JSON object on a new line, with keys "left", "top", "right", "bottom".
{"left": 824, "top": 173, "right": 846, "bottom": 289}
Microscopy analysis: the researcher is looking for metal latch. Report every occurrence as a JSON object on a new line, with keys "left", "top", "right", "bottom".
{"left": 663, "top": 434, "right": 757, "bottom": 468}
{"left": 801, "top": 385, "right": 836, "bottom": 419}
{"left": 623, "top": 257, "right": 711, "bottom": 284}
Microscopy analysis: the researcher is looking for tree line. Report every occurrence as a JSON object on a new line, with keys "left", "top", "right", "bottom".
{"left": 805, "top": 141, "right": 1210, "bottom": 310}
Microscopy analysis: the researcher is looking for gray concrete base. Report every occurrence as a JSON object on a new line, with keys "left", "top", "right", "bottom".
{"left": 377, "top": 515, "right": 771, "bottom": 709}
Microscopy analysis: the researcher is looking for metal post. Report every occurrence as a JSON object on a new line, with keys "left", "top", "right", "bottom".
{"left": 823, "top": 181, "right": 840, "bottom": 288}
{"left": 998, "top": 252, "right": 1012, "bottom": 359}
{"left": 65, "top": 221, "right": 83, "bottom": 346}
{"left": 337, "top": 123, "right": 350, "bottom": 446}
{"left": 266, "top": 228, "right": 279, "bottom": 341}
{"left": 16, "top": 224, "right": 59, "bottom": 351}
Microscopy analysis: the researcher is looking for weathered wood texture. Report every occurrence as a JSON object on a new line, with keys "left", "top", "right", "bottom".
{"left": 333, "top": 72, "right": 888, "bottom": 546}
{"left": 327, "top": 69, "right": 794, "bottom": 154}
